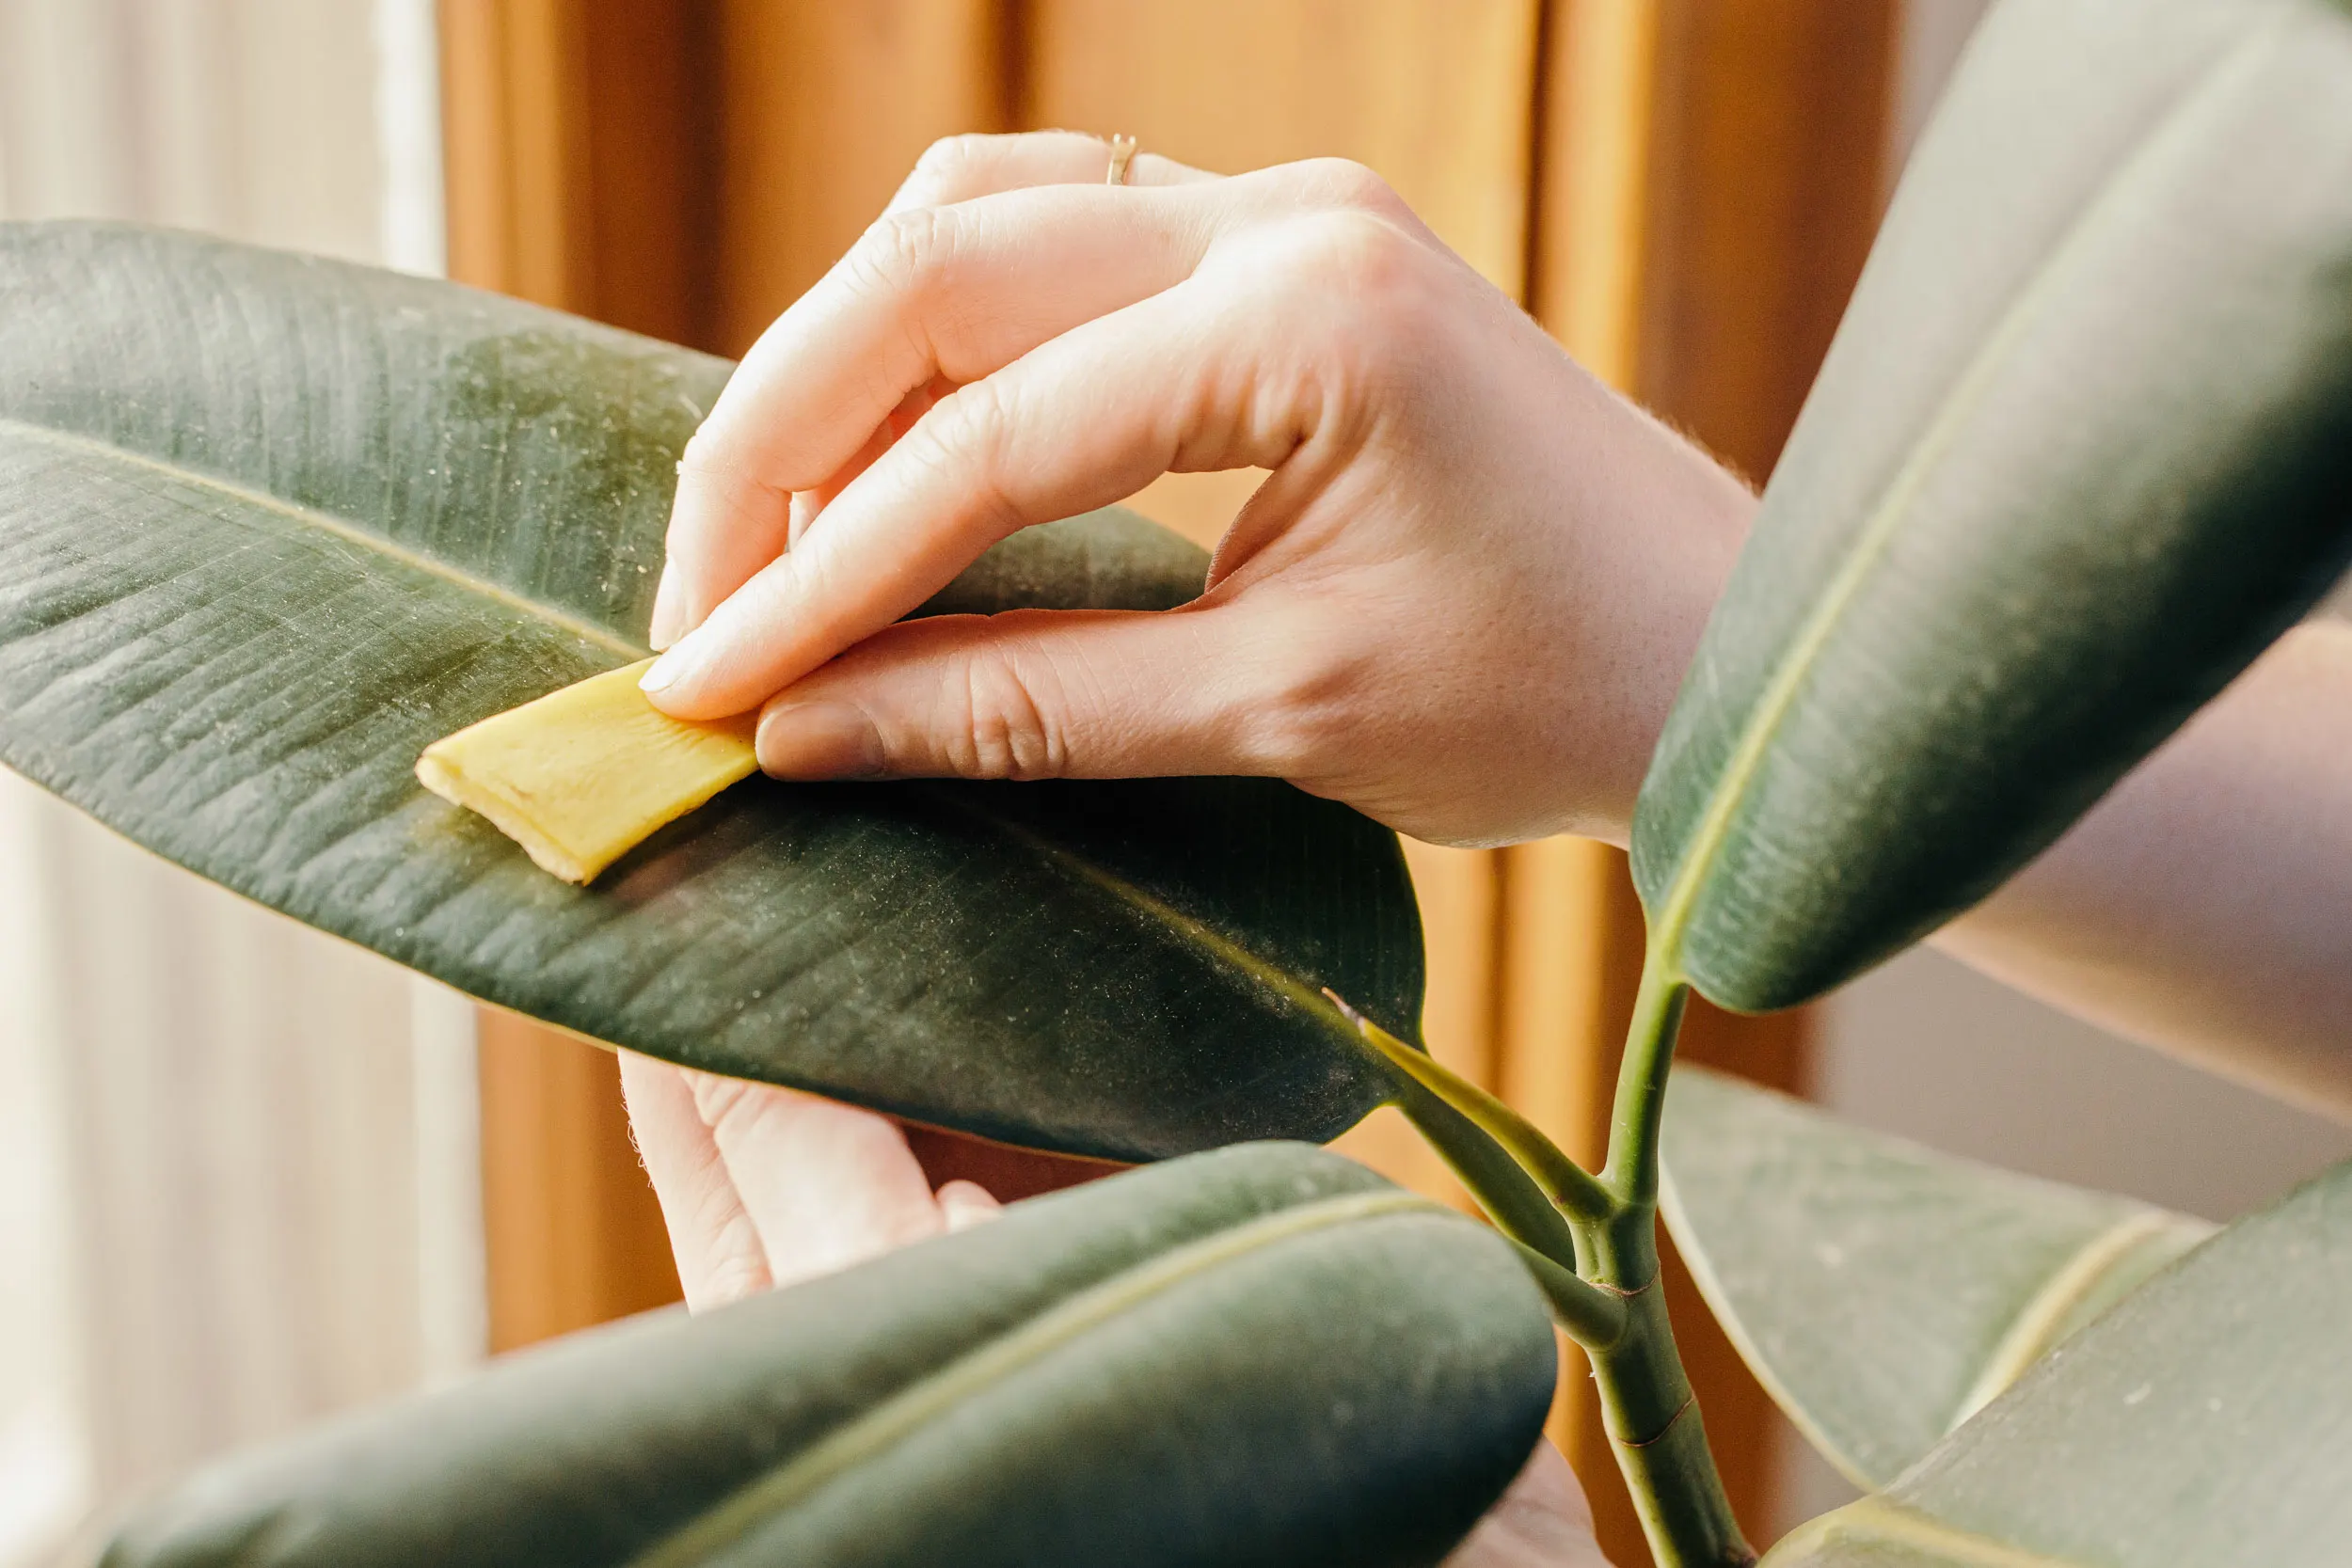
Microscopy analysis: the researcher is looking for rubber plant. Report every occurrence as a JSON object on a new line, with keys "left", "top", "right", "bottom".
{"left": 3, "top": 0, "right": 2350, "bottom": 1563}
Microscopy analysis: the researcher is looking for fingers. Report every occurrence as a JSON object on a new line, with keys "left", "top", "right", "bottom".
{"left": 883, "top": 129, "right": 1214, "bottom": 215}
{"left": 618, "top": 1053, "right": 773, "bottom": 1310}
{"left": 627, "top": 1045, "right": 1017, "bottom": 1307}
{"left": 747, "top": 604, "right": 1301, "bottom": 783}
{"left": 654, "top": 180, "right": 1218, "bottom": 649}
{"left": 934, "top": 1180, "right": 1004, "bottom": 1233}
{"left": 654, "top": 131, "right": 1213, "bottom": 649}
{"left": 681, "top": 1069, "right": 950, "bottom": 1291}
{"left": 644, "top": 269, "right": 1325, "bottom": 719}
{"left": 626, "top": 1058, "right": 1013, "bottom": 1309}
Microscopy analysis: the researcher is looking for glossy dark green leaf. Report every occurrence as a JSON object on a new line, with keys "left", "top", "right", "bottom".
{"left": 1631, "top": 0, "right": 2352, "bottom": 1010}
{"left": 103, "top": 1143, "right": 1557, "bottom": 1568}
{"left": 0, "top": 221, "right": 1424, "bottom": 1162}
{"left": 1764, "top": 1151, "right": 2352, "bottom": 1566}
{"left": 1660, "top": 1068, "right": 2211, "bottom": 1489}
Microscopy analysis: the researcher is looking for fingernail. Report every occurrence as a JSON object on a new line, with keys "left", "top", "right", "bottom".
{"left": 647, "top": 569, "right": 687, "bottom": 651}
{"left": 757, "top": 702, "right": 885, "bottom": 779}
{"left": 639, "top": 635, "right": 708, "bottom": 698}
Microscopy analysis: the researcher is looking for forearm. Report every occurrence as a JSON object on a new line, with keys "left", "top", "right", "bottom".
{"left": 1939, "top": 619, "right": 2352, "bottom": 1120}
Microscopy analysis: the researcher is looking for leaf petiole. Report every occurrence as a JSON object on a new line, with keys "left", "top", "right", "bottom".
{"left": 1325, "top": 990, "right": 1617, "bottom": 1223}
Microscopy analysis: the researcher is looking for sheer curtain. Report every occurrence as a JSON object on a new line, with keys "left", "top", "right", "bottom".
{"left": 0, "top": 3, "right": 483, "bottom": 1560}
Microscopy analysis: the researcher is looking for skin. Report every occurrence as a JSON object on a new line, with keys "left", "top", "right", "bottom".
{"left": 1947, "top": 618, "right": 2352, "bottom": 1121}
{"left": 624, "top": 131, "right": 2352, "bottom": 1561}
{"left": 636, "top": 134, "right": 1747, "bottom": 848}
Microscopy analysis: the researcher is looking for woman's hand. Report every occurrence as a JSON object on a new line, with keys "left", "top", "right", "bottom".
{"left": 619, "top": 1053, "right": 1612, "bottom": 1566}
{"left": 619, "top": 1052, "right": 1000, "bottom": 1301}
{"left": 638, "top": 131, "right": 1750, "bottom": 848}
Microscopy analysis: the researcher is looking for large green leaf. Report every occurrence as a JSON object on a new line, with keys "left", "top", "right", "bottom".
{"left": 1764, "top": 1151, "right": 2352, "bottom": 1566}
{"left": 1659, "top": 1068, "right": 2212, "bottom": 1489}
{"left": 0, "top": 220, "right": 1424, "bottom": 1162}
{"left": 102, "top": 1143, "right": 1557, "bottom": 1568}
{"left": 1630, "top": 0, "right": 2352, "bottom": 1010}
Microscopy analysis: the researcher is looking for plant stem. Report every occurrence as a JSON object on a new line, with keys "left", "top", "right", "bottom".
{"left": 1338, "top": 947, "right": 1756, "bottom": 1568}
{"left": 1390, "top": 1076, "right": 1586, "bottom": 1271}
{"left": 1506, "top": 1239, "right": 1629, "bottom": 1348}
{"left": 1327, "top": 990, "right": 1615, "bottom": 1221}
{"left": 1587, "top": 946, "right": 1755, "bottom": 1567}
{"left": 1601, "top": 951, "right": 1691, "bottom": 1205}
{"left": 1589, "top": 1270, "right": 1753, "bottom": 1568}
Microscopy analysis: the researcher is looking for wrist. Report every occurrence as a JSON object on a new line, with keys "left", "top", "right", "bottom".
{"left": 1570, "top": 415, "right": 1755, "bottom": 848}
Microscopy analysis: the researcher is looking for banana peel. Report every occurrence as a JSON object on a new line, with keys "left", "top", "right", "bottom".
{"left": 416, "top": 658, "right": 757, "bottom": 884}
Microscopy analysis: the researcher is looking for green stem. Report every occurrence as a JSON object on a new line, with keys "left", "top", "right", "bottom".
{"left": 1390, "top": 1076, "right": 1585, "bottom": 1270}
{"left": 1588, "top": 1265, "right": 1754, "bottom": 1568}
{"left": 1600, "top": 950, "right": 1692, "bottom": 1205}
{"left": 1507, "top": 1240, "right": 1629, "bottom": 1348}
{"left": 1345, "top": 955, "right": 1751, "bottom": 1567}
{"left": 1587, "top": 945, "right": 1754, "bottom": 1567}
{"left": 1327, "top": 990, "right": 1615, "bottom": 1222}
{"left": 1323, "top": 971, "right": 1747, "bottom": 1564}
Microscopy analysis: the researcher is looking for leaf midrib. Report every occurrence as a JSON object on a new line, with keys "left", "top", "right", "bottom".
{"left": 1645, "top": 22, "right": 2281, "bottom": 967}
{"left": 628, "top": 1189, "right": 1436, "bottom": 1566}
{"left": 979, "top": 807, "right": 1381, "bottom": 1052}
{"left": 1663, "top": 1148, "right": 2213, "bottom": 1494}
{"left": 0, "top": 416, "right": 644, "bottom": 659}
{"left": 5, "top": 418, "right": 1367, "bottom": 1026}
{"left": 1945, "top": 1209, "right": 2211, "bottom": 1433}
{"left": 1773, "top": 1497, "right": 2086, "bottom": 1568}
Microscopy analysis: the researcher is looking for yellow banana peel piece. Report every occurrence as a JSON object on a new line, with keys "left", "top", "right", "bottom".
{"left": 416, "top": 658, "right": 758, "bottom": 885}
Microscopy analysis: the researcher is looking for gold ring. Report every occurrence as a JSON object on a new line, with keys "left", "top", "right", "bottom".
{"left": 1105, "top": 134, "right": 1139, "bottom": 186}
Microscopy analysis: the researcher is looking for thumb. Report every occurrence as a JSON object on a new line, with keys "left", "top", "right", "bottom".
{"left": 753, "top": 604, "right": 1295, "bottom": 782}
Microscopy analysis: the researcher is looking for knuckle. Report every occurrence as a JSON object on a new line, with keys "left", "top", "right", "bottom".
{"left": 1272, "top": 211, "right": 1451, "bottom": 393}
{"left": 845, "top": 204, "right": 959, "bottom": 305}
{"left": 946, "top": 647, "right": 1067, "bottom": 780}
{"left": 1232, "top": 207, "right": 1431, "bottom": 323}
{"left": 1292, "top": 157, "right": 1411, "bottom": 221}
{"left": 1226, "top": 210, "right": 1439, "bottom": 394}
{"left": 928, "top": 373, "right": 1009, "bottom": 447}
{"left": 1300, "top": 208, "right": 1427, "bottom": 303}
{"left": 914, "top": 382, "right": 1026, "bottom": 533}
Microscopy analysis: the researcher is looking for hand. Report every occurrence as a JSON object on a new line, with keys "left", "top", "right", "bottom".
{"left": 619, "top": 1051, "right": 1001, "bottom": 1300}
{"left": 638, "top": 131, "right": 1751, "bottom": 848}
{"left": 619, "top": 1052, "right": 1612, "bottom": 1566}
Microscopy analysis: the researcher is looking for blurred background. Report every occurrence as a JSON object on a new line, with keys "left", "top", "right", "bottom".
{"left": 0, "top": 2, "right": 2344, "bottom": 1563}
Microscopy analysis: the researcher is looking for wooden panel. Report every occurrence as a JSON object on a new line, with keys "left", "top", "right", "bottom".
{"left": 567, "top": 2, "right": 719, "bottom": 346}
{"left": 475, "top": 1011, "right": 679, "bottom": 1351}
{"left": 1637, "top": 0, "right": 1896, "bottom": 483}
{"left": 439, "top": 0, "right": 716, "bottom": 342}
{"left": 1495, "top": 834, "right": 1632, "bottom": 1169}
{"left": 439, "top": 0, "right": 587, "bottom": 310}
{"left": 710, "top": 0, "right": 1007, "bottom": 356}
{"left": 1026, "top": 0, "right": 1542, "bottom": 289}
{"left": 1527, "top": 0, "right": 1662, "bottom": 388}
